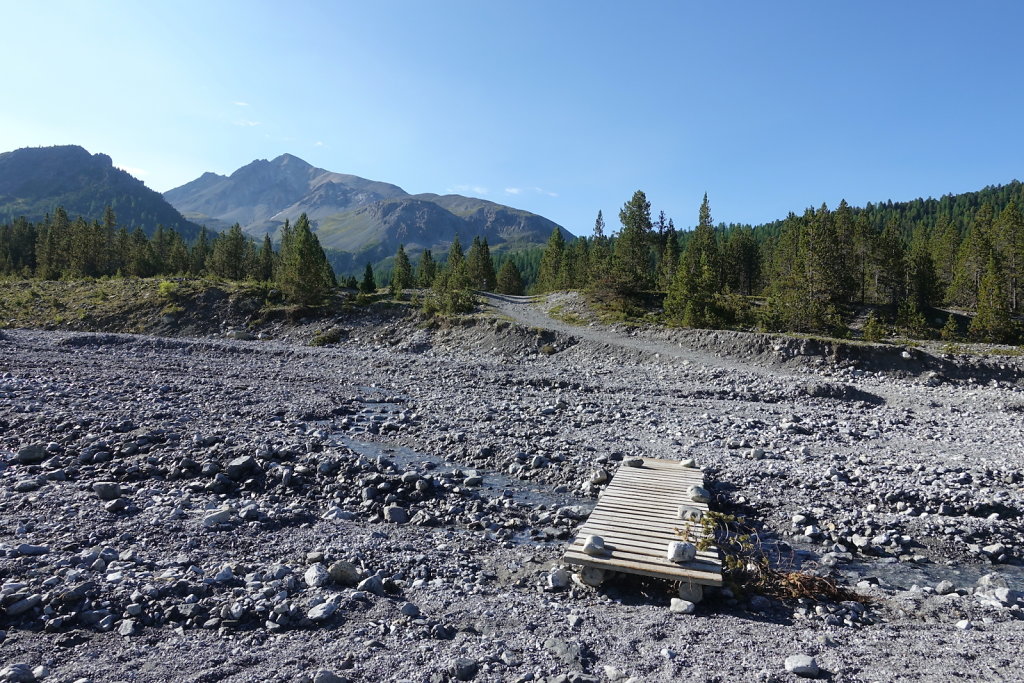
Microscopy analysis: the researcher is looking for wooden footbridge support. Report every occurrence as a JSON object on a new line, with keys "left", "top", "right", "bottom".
{"left": 562, "top": 457, "right": 722, "bottom": 597}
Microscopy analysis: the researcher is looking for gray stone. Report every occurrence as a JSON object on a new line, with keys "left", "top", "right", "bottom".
{"left": 14, "top": 543, "right": 48, "bottom": 557}
{"left": 312, "top": 671, "right": 349, "bottom": 683}
{"left": 5, "top": 594, "right": 41, "bottom": 617}
{"left": 304, "top": 563, "right": 330, "bottom": 587}
{"left": 226, "top": 455, "right": 258, "bottom": 480}
{"left": 0, "top": 663, "right": 35, "bottom": 683}
{"left": 16, "top": 444, "right": 47, "bottom": 464}
{"left": 400, "top": 602, "right": 420, "bottom": 617}
{"left": 203, "top": 508, "right": 233, "bottom": 527}
{"left": 669, "top": 598, "right": 696, "bottom": 614}
{"left": 548, "top": 568, "right": 570, "bottom": 589}
{"left": 92, "top": 481, "right": 121, "bottom": 500}
{"left": 117, "top": 618, "right": 138, "bottom": 636}
{"left": 357, "top": 575, "right": 384, "bottom": 595}
{"left": 582, "top": 535, "right": 606, "bottom": 556}
{"left": 328, "top": 560, "right": 361, "bottom": 586}
{"left": 666, "top": 541, "right": 696, "bottom": 563}
{"left": 383, "top": 505, "right": 409, "bottom": 524}
{"left": 307, "top": 601, "right": 337, "bottom": 622}
{"left": 688, "top": 486, "right": 710, "bottom": 503}
{"left": 784, "top": 654, "right": 819, "bottom": 678}
{"left": 935, "top": 580, "right": 956, "bottom": 595}
{"left": 453, "top": 658, "right": 478, "bottom": 681}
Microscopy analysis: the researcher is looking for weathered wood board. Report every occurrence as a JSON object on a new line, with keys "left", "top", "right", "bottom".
{"left": 562, "top": 457, "right": 723, "bottom": 586}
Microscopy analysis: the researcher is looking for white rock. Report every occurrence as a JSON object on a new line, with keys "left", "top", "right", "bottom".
{"left": 666, "top": 541, "right": 696, "bottom": 563}
{"left": 574, "top": 566, "right": 606, "bottom": 587}
{"left": 784, "top": 654, "right": 819, "bottom": 678}
{"left": 669, "top": 598, "right": 696, "bottom": 614}
{"left": 548, "top": 568, "right": 571, "bottom": 589}
{"left": 582, "top": 535, "right": 607, "bottom": 556}
{"left": 688, "top": 486, "right": 710, "bottom": 503}
{"left": 677, "top": 506, "right": 703, "bottom": 521}
{"left": 202, "top": 508, "right": 233, "bottom": 527}
{"left": 677, "top": 582, "right": 704, "bottom": 603}
{"left": 304, "top": 563, "right": 330, "bottom": 587}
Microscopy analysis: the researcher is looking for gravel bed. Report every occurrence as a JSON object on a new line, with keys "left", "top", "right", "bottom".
{"left": 1, "top": 300, "right": 1023, "bottom": 682}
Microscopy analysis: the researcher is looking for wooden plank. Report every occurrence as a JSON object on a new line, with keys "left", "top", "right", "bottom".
{"left": 563, "top": 551, "right": 723, "bottom": 586}
{"left": 561, "top": 458, "right": 722, "bottom": 587}
{"left": 567, "top": 537, "right": 720, "bottom": 565}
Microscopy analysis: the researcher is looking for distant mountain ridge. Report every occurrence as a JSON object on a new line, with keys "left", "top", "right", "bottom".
{"left": 164, "top": 153, "right": 571, "bottom": 269}
{"left": 0, "top": 145, "right": 201, "bottom": 240}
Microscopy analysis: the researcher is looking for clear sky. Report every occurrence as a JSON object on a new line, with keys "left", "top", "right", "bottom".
{"left": 3, "top": 1, "right": 1022, "bottom": 236}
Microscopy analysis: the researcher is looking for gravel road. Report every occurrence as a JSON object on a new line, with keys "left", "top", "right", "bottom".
{"left": 1, "top": 298, "right": 1023, "bottom": 682}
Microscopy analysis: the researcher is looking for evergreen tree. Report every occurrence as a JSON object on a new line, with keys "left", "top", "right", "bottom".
{"left": 360, "top": 263, "right": 376, "bottom": 293}
{"left": 537, "top": 227, "right": 566, "bottom": 292}
{"left": 657, "top": 227, "right": 680, "bottom": 291}
{"left": 466, "top": 236, "right": 496, "bottom": 290}
{"left": 391, "top": 244, "right": 413, "bottom": 295}
{"left": 666, "top": 194, "right": 721, "bottom": 326}
{"left": 612, "top": 190, "right": 654, "bottom": 293}
{"left": 208, "top": 224, "right": 249, "bottom": 280}
{"left": 448, "top": 235, "right": 465, "bottom": 271}
{"left": 993, "top": 200, "right": 1024, "bottom": 311}
{"left": 969, "top": 258, "right": 1015, "bottom": 343}
{"left": 872, "top": 219, "right": 907, "bottom": 307}
{"left": 257, "top": 234, "right": 275, "bottom": 281}
{"left": 417, "top": 249, "right": 437, "bottom": 287}
{"left": 906, "top": 225, "right": 937, "bottom": 310}
{"left": 190, "top": 226, "right": 210, "bottom": 275}
{"left": 276, "top": 213, "right": 335, "bottom": 305}
{"left": 496, "top": 260, "right": 524, "bottom": 295}
{"left": 929, "top": 215, "right": 960, "bottom": 303}
{"left": 947, "top": 205, "right": 994, "bottom": 307}
{"left": 165, "top": 232, "right": 191, "bottom": 275}
{"left": 588, "top": 211, "right": 611, "bottom": 288}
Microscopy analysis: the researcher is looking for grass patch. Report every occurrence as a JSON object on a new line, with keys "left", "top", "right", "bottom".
{"left": 547, "top": 303, "right": 588, "bottom": 326}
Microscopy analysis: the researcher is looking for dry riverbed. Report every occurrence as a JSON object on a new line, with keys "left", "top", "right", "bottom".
{"left": 1, "top": 296, "right": 1023, "bottom": 682}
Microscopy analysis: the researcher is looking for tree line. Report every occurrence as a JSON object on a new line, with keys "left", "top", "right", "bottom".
{"left": 527, "top": 182, "right": 1024, "bottom": 343}
{"left": 0, "top": 208, "right": 335, "bottom": 305}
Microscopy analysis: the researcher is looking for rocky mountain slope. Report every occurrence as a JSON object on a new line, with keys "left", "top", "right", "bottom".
{"left": 165, "top": 154, "right": 571, "bottom": 264}
{"left": 0, "top": 145, "right": 201, "bottom": 240}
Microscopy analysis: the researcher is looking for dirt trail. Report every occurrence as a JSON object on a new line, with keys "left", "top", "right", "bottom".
{"left": 480, "top": 292, "right": 789, "bottom": 377}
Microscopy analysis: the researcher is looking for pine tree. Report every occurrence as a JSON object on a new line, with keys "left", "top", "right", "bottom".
{"left": 969, "top": 258, "right": 1015, "bottom": 343}
{"left": 391, "top": 244, "right": 413, "bottom": 295}
{"left": 257, "top": 234, "right": 275, "bottom": 281}
{"left": 448, "top": 235, "right": 465, "bottom": 271}
{"left": 666, "top": 194, "right": 721, "bottom": 326}
{"left": 276, "top": 213, "right": 335, "bottom": 304}
{"left": 612, "top": 190, "right": 654, "bottom": 293}
{"left": 993, "top": 200, "right": 1024, "bottom": 311}
{"left": 538, "top": 227, "right": 566, "bottom": 292}
{"left": 190, "top": 226, "right": 210, "bottom": 275}
{"left": 947, "top": 206, "right": 994, "bottom": 308}
{"left": 657, "top": 227, "right": 680, "bottom": 291}
{"left": 588, "top": 211, "right": 611, "bottom": 288}
{"left": 466, "top": 236, "right": 496, "bottom": 290}
{"left": 208, "top": 224, "right": 249, "bottom": 280}
{"left": 417, "top": 249, "right": 437, "bottom": 287}
{"left": 906, "top": 225, "right": 937, "bottom": 310}
{"left": 496, "top": 260, "right": 524, "bottom": 295}
{"left": 872, "top": 219, "right": 907, "bottom": 307}
{"left": 929, "top": 215, "right": 960, "bottom": 303}
{"left": 360, "top": 263, "right": 376, "bottom": 294}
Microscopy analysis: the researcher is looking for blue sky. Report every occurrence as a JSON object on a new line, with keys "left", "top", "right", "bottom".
{"left": 3, "top": 1, "right": 1023, "bottom": 236}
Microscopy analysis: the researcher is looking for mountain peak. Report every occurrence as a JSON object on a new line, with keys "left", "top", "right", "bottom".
{"left": 271, "top": 153, "right": 311, "bottom": 167}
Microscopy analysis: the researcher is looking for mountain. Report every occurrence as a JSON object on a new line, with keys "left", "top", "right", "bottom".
{"left": 164, "top": 153, "right": 407, "bottom": 234}
{"left": 165, "top": 154, "right": 571, "bottom": 269}
{"left": 0, "top": 145, "right": 201, "bottom": 240}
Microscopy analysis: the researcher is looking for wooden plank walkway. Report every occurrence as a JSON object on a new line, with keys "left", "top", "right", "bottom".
{"left": 562, "top": 457, "right": 722, "bottom": 586}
